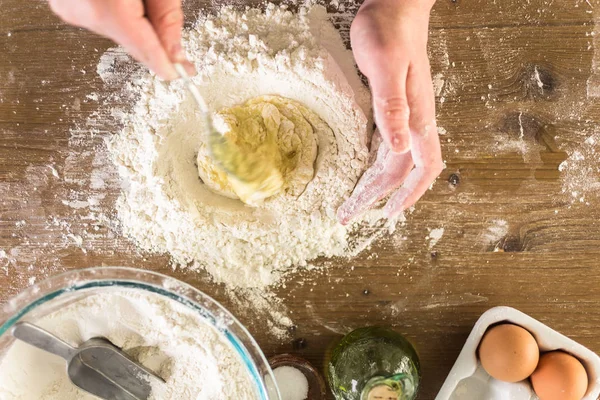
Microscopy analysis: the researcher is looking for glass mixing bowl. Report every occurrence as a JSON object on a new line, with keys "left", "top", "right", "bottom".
{"left": 0, "top": 266, "right": 280, "bottom": 400}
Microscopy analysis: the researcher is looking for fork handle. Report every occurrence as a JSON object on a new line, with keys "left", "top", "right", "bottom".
{"left": 12, "top": 321, "right": 76, "bottom": 361}
{"left": 173, "top": 63, "right": 210, "bottom": 114}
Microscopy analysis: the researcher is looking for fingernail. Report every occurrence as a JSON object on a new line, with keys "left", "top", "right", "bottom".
{"left": 390, "top": 133, "right": 410, "bottom": 154}
{"left": 171, "top": 43, "right": 186, "bottom": 62}
{"left": 171, "top": 43, "right": 197, "bottom": 77}
{"left": 164, "top": 66, "right": 180, "bottom": 81}
{"left": 183, "top": 60, "right": 197, "bottom": 77}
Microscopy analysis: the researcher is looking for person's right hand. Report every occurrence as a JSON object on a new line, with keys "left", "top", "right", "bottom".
{"left": 48, "top": 0, "right": 195, "bottom": 80}
{"left": 338, "top": 0, "right": 444, "bottom": 224}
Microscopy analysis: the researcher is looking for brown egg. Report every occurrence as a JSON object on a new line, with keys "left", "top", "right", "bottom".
{"left": 478, "top": 323, "right": 539, "bottom": 382}
{"left": 531, "top": 351, "right": 588, "bottom": 400}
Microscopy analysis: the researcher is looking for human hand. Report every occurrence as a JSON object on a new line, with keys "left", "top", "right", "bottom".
{"left": 338, "top": 0, "right": 443, "bottom": 224}
{"left": 48, "top": 0, "right": 195, "bottom": 80}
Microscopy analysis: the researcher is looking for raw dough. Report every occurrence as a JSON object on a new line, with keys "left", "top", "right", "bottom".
{"left": 197, "top": 95, "right": 320, "bottom": 204}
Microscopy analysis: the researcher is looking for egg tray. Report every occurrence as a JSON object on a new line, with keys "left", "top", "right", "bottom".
{"left": 435, "top": 306, "right": 600, "bottom": 400}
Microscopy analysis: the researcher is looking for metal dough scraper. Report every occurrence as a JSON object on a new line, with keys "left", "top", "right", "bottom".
{"left": 12, "top": 321, "right": 164, "bottom": 400}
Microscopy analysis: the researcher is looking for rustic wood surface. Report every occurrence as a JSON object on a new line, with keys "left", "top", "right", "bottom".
{"left": 2, "top": 0, "right": 600, "bottom": 398}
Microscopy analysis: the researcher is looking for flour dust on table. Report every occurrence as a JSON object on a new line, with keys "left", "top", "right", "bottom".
{"left": 109, "top": 4, "right": 398, "bottom": 291}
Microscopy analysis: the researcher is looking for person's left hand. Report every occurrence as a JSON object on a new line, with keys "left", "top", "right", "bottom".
{"left": 338, "top": 127, "right": 442, "bottom": 224}
{"left": 338, "top": 0, "right": 444, "bottom": 224}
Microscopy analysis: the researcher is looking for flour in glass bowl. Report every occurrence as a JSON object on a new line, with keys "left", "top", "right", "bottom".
{"left": 108, "top": 3, "right": 393, "bottom": 291}
{"left": 0, "top": 289, "right": 259, "bottom": 399}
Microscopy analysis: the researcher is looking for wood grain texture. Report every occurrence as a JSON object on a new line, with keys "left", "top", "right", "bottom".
{"left": 2, "top": 0, "right": 600, "bottom": 398}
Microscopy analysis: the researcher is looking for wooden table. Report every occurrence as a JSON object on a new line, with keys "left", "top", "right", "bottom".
{"left": 2, "top": 0, "right": 600, "bottom": 398}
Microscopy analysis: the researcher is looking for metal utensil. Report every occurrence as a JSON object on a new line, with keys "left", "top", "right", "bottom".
{"left": 12, "top": 321, "right": 164, "bottom": 400}
{"left": 173, "top": 63, "right": 283, "bottom": 201}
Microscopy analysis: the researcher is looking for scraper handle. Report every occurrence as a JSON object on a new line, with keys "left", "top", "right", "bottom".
{"left": 12, "top": 321, "right": 76, "bottom": 361}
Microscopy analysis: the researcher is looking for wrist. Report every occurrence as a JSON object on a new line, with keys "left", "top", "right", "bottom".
{"left": 361, "top": 0, "right": 435, "bottom": 18}
{"left": 401, "top": 0, "right": 436, "bottom": 14}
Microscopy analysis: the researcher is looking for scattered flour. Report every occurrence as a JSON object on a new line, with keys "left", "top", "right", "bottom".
{"left": 427, "top": 227, "right": 445, "bottom": 249}
{"left": 107, "top": 4, "right": 391, "bottom": 291}
{"left": 0, "top": 289, "right": 258, "bottom": 399}
{"left": 481, "top": 219, "right": 509, "bottom": 249}
{"left": 433, "top": 73, "right": 446, "bottom": 97}
{"left": 558, "top": 132, "right": 600, "bottom": 204}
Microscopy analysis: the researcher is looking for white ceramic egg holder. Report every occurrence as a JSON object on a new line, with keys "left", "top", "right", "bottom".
{"left": 436, "top": 306, "right": 600, "bottom": 400}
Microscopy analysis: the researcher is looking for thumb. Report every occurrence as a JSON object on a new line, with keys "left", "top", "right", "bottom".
{"left": 369, "top": 70, "right": 411, "bottom": 154}
{"left": 145, "top": 0, "right": 195, "bottom": 75}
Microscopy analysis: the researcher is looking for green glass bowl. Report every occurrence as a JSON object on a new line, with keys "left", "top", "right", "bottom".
{"left": 0, "top": 266, "right": 280, "bottom": 400}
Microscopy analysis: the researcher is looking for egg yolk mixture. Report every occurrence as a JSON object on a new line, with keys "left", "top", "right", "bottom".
{"left": 197, "top": 95, "right": 322, "bottom": 205}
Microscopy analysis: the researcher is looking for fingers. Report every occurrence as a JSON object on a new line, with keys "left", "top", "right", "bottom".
{"left": 384, "top": 124, "right": 443, "bottom": 218}
{"left": 383, "top": 59, "right": 442, "bottom": 218}
{"left": 48, "top": 0, "right": 186, "bottom": 80}
{"left": 406, "top": 60, "right": 436, "bottom": 136}
{"left": 145, "top": 0, "right": 195, "bottom": 75}
{"left": 337, "top": 136, "right": 414, "bottom": 225}
{"left": 48, "top": 0, "right": 112, "bottom": 32}
{"left": 106, "top": 14, "right": 179, "bottom": 80}
{"left": 338, "top": 61, "right": 441, "bottom": 224}
{"left": 369, "top": 70, "right": 412, "bottom": 154}
{"left": 145, "top": 0, "right": 183, "bottom": 58}
{"left": 342, "top": 0, "right": 441, "bottom": 221}
{"left": 349, "top": 8, "right": 411, "bottom": 154}
{"left": 383, "top": 162, "right": 440, "bottom": 219}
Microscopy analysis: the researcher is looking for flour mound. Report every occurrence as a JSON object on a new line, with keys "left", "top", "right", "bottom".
{"left": 109, "top": 4, "right": 374, "bottom": 289}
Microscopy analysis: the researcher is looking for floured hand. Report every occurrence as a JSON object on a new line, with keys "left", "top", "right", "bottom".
{"left": 339, "top": 0, "right": 443, "bottom": 224}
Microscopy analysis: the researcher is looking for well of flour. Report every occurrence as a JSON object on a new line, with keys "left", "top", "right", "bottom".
{"left": 109, "top": 4, "right": 378, "bottom": 290}
{"left": 0, "top": 289, "right": 259, "bottom": 399}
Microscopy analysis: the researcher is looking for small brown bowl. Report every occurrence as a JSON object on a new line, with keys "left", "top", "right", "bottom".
{"left": 268, "top": 354, "right": 327, "bottom": 400}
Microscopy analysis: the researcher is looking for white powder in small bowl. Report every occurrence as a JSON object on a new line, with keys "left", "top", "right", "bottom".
{"left": 267, "top": 365, "right": 310, "bottom": 400}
